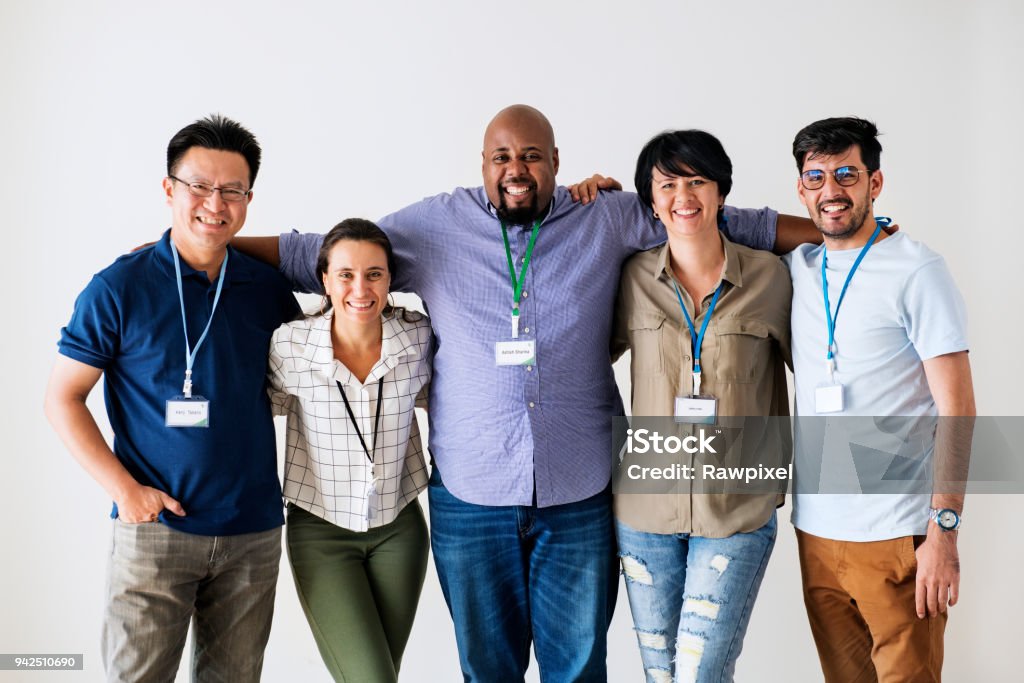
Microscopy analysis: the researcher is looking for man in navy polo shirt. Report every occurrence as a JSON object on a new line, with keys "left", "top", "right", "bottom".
{"left": 44, "top": 115, "right": 299, "bottom": 682}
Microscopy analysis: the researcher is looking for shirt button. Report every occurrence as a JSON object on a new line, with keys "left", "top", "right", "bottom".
{"left": 526, "top": 366, "right": 533, "bottom": 372}
{"left": 522, "top": 291, "right": 529, "bottom": 298}
{"left": 523, "top": 327, "right": 530, "bottom": 333}
{"left": 529, "top": 402, "right": 535, "bottom": 408}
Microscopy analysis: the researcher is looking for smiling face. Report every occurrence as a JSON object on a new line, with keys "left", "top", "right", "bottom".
{"left": 798, "top": 145, "right": 883, "bottom": 243}
{"left": 322, "top": 239, "right": 391, "bottom": 326}
{"left": 482, "top": 106, "right": 559, "bottom": 226}
{"left": 163, "top": 147, "right": 251, "bottom": 262}
{"left": 650, "top": 166, "right": 723, "bottom": 239}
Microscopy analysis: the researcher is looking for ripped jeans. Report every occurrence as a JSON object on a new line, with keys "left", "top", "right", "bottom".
{"left": 616, "top": 513, "right": 777, "bottom": 683}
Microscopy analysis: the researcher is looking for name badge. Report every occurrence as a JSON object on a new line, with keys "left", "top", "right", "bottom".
{"left": 366, "top": 479, "right": 379, "bottom": 522}
{"left": 674, "top": 395, "right": 717, "bottom": 424}
{"left": 815, "top": 384, "right": 844, "bottom": 414}
{"left": 166, "top": 396, "right": 210, "bottom": 428}
{"left": 495, "top": 340, "right": 536, "bottom": 366}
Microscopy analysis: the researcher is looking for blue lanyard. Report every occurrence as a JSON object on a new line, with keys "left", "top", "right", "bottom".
{"left": 170, "top": 240, "right": 228, "bottom": 398}
{"left": 672, "top": 280, "right": 724, "bottom": 387}
{"left": 821, "top": 218, "right": 890, "bottom": 367}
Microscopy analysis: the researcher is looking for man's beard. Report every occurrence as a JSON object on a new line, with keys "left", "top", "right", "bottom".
{"left": 496, "top": 190, "right": 541, "bottom": 226}
{"left": 814, "top": 195, "right": 871, "bottom": 242}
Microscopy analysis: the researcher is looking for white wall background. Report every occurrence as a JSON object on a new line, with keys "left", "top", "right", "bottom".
{"left": 2, "top": 0, "right": 1021, "bottom": 680}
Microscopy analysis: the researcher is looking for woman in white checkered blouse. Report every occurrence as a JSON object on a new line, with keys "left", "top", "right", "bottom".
{"left": 268, "top": 218, "right": 432, "bottom": 682}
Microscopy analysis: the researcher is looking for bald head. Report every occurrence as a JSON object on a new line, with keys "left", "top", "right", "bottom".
{"left": 484, "top": 105, "right": 556, "bottom": 151}
{"left": 482, "top": 105, "right": 560, "bottom": 225}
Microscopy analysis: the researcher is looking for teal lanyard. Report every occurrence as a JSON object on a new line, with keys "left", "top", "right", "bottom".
{"left": 501, "top": 220, "right": 541, "bottom": 338}
{"left": 672, "top": 281, "right": 724, "bottom": 396}
{"left": 821, "top": 217, "right": 890, "bottom": 379}
{"left": 170, "top": 240, "right": 228, "bottom": 398}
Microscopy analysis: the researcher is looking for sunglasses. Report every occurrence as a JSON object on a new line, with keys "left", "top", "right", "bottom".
{"left": 799, "top": 166, "right": 873, "bottom": 191}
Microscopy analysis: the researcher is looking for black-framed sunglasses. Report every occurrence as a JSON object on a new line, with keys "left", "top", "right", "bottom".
{"left": 799, "top": 166, "right": 873, "bottom": 191}
{"left": 169, "top": 175, "right": 251, "bottom": 202}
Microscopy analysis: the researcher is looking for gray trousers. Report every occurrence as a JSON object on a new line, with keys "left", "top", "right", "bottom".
{"left": 102, "top": 520, "right": 281, "bottom": 683}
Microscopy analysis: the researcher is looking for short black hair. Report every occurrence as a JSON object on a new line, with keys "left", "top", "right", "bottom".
{"left": 792, "top": 117, "right": 882, "bottom": 172}
{"left": 634, "top": 129, "right": 733, "bottom": 211}
{"left": 166, "top": 114, "right": 262, "bottom": 187}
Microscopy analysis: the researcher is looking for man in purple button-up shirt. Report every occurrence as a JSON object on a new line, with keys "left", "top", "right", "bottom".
{"left": 245, "top": 105, "right": 807, "bottom": 681}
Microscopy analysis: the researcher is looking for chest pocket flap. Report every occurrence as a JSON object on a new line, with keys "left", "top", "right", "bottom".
{"left": 627, "top": 310, "right": 668, "bottom": 374}
{"left": 713, "top": 318, "right": 772, "bottom": 383}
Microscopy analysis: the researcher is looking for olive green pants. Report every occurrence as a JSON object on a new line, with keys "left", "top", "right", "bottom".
{"left": 286, "top": 501, "right": 429, "bottom": 682}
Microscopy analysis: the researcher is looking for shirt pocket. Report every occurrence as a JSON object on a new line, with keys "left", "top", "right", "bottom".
{"left": 627, "top": 310, "right": 668, "bottom": 375}
{"left": 713, "top": 318, "right": 772, "bottom": 383}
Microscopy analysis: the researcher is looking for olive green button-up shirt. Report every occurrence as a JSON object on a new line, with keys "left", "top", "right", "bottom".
{"left": 613, "top": 234, "right": 792, "bottom": 537}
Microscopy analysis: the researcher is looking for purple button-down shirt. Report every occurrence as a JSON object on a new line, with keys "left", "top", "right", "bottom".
{"left": 280, "top": 186, "right": 776, "bottom": 507}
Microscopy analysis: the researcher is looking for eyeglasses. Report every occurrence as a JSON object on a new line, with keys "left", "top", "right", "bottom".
{"left": 169, "top": 175, "right": 251, "bottom": 202}
{"left": 799, "top": 166, "right": 873, "bottom": 191}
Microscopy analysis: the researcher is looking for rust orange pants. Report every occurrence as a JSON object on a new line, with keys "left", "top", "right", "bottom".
{"left": 796, "top": 530, "right": 947, "bottom": 683}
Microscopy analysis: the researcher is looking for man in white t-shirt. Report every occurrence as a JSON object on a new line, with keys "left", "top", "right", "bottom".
{"left": 784, "top": 117, "right": 975, "bottom": 682}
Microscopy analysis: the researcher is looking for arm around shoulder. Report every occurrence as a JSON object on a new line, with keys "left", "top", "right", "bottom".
{"left": 237, "top": 230, "right": 326, "bottom": 294}
{"left": 772, "top": 213, "right": 821, "bottom": 254}
{"left": 231, "top": 235, "right": 281, "bottom": 267}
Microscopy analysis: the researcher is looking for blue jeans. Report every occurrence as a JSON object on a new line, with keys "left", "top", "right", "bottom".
{"left": 616, "top": 513, "right": 777, "bottom": 683}
{"left": 428, "top": 468, "right": 617, "bottom": 683}
{"left": 102, "top": 520, "right": 281, "bottom": 683}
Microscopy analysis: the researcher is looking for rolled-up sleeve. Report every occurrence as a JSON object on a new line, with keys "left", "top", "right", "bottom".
{"left": 279, "top": 230, "right": 326, "bottom": 294}
{"left": 721, "top": 205, "right": 778, "bottom": 252}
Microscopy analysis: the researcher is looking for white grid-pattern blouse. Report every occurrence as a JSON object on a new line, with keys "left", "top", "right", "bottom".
{"left": 269, "top": 308, "right": 432, "bottom": 532}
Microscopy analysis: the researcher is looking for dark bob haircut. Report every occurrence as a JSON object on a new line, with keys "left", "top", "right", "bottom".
{"left": 166, "top": 114, "right": 262, "bottom": 188}
{"left": 792, "top": 117, "right": 882, "bottom": 172}
{"left": 316, "top": 218, "right": 397, "bottom": 303}
{"left": 634, "top": 129, "right": 733, "bottom": 213}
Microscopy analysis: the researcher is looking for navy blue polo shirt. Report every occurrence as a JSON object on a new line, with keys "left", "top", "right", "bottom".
{"left": 59, "top": 229, "right": 300, "bottom": 536}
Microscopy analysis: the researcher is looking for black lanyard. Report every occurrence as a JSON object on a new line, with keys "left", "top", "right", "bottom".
{"left": 336, "top": 377, "right": 384, "bottom": 464}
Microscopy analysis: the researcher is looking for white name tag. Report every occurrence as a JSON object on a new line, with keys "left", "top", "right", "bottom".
{"left": 366, "top": 480, "right": 379, "bottom": 522}
{"left": 166, "top": 397, "right": 210, "bottom": 428}
{"left": 815, "top": 384, "right": 845, "bottom": 414}
{"left": 674, "top": 396, "right": 717, "bottom": 424}
{"left": 495, "top": 340, "right": 536, "bottom": 366}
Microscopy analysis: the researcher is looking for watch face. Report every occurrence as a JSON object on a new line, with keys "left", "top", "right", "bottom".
{"left": 938, "top": 510, "right": 958, "bottom": 528}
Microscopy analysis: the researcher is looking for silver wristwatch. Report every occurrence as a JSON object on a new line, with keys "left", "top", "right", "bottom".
{"left": 928, "top": 508, "right": 961, "bottom": 531}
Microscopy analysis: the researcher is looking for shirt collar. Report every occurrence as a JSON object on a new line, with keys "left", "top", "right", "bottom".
{"left": 304, "top": 310, "right": 421, "bottom": 385}
{"left": 152, "top": 228, "right": 253, "bottom": 286}
{"left": 484, "top": 187, "right": 558, "bottom": 227}
{"left": 652, "top": 231, "right": 744, "bottom": 289}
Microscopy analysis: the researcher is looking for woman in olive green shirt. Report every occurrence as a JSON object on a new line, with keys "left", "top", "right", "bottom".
{"left": 612, "top": 130, "right": 792, "bottom": 683}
